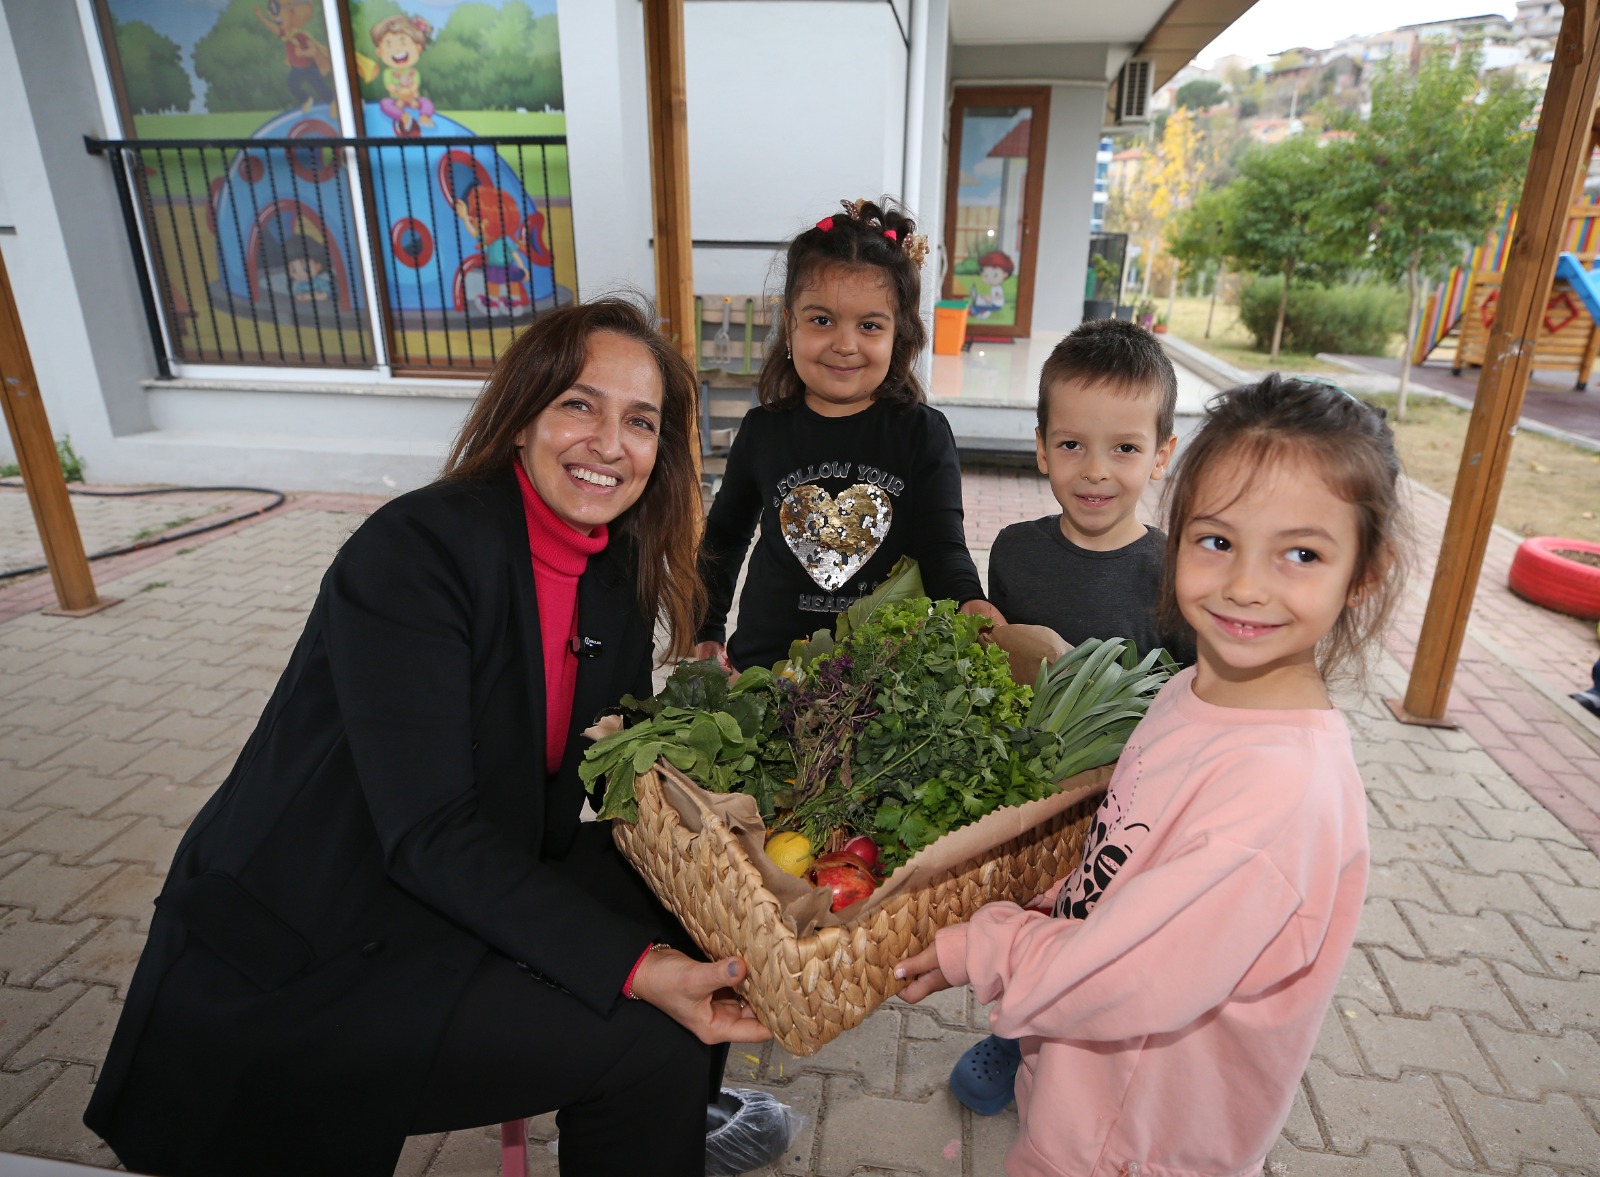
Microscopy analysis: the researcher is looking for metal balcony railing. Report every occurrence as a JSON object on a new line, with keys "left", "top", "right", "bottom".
{"left": 87, "top": 133, "right": 572, "bottom": 377}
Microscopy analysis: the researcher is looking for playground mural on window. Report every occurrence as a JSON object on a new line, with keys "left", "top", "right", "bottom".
{"left": 92, "top": 0, "right": 573, "bottom": 373}
{"left": 94, "top": 0, "right": 374, "bottom": 366}
{"left": 949, "top": 107, "right": 1031, "bottom": 330}
{"left": 347, "top": 0, "right": 574, "bottom": 370}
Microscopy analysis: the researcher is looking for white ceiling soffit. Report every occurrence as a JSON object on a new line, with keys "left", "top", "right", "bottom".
{"left": 949, "top": 0, "right": 1178, "bottom": 46}
{"left": 950, "top": 0, "right": 1262, "bottom": 89}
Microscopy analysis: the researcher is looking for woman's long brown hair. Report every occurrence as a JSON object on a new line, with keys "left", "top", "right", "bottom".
{"left": 440, "top": 297, "right": 705, "bottom": 659}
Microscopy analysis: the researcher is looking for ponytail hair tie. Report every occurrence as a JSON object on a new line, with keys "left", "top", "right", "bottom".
{"left": 882, "top": 229, "right": 898, "bottom": 242}
{"left": 816, "top": 217, "right": 835, "bottom": 232}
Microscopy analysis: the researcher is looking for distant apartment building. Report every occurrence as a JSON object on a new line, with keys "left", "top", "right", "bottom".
{"left": 1107, "top": 147, "right": 1144, "bottom": 191}
{"left": 1330, "top": 27, "right": 1417, "bottom": 65}
{"left": 1091, "top": 137, "right": 1112, "bottom": 232}
{"left": 1513, "top": 0, "right": 1563, "bottom": 40}
{"left": 1404, "top": 12, "right": 1514, "bottom": 43}
{"left": 1513, "top": 0, "right": 1562, "bottom": 60}
{"left": 1244, "top": 117, "right": 1302, "bottom": 144}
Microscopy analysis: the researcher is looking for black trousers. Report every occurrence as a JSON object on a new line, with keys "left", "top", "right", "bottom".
{"left": 409, "top": 824, "right": 729, "bottom": 1176}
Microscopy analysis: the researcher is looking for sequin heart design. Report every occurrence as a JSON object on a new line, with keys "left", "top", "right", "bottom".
{"left": 779, "top": 483, "right": 892, "bottom": 591}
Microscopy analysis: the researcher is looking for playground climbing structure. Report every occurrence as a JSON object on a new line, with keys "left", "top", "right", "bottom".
{"left": 1413, "top": 198, "right": 1600, "bottom": 389}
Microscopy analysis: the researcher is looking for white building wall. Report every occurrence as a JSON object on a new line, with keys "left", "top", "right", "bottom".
{"left": 0, "top": 0, "right": 151, "bottom": 472}
{"left": 685, "top": 1, "right": 911, "bottom": 298}
{"left": 560, "top": 0, "right": 656, "bottom": 298}
{"left": 908, "top": 0, "right": 951, "bottom": 387}
{"left": 1031, "top": 83, "right": 1106, "bottom": 333}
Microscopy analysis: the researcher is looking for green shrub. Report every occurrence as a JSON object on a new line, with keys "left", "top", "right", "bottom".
{"left": 57, "top": 436, "right": 84, "bottom": 483}
{"left": 0, "top": 438, "right": 80, "bottom": 481}
{"left": 1237, "top": 277, "right": 1405, "bottom": 356}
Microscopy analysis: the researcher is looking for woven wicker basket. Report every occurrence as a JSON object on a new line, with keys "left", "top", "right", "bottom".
{"left": 613, "top": 763, "right": 1107, "bottom": 1056}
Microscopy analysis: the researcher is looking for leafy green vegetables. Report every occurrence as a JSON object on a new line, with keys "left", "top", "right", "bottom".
{"left": 797, "top": 597, "right": 1044, "bottom": 870}
{"left": 583, "top": 558, "right": 1173, "bottom": 870}
{"left": 584, "top": 661, "right": 792, "bottom": 823}
{"left": 1026, "top": 640, "right": 1177, "bottom": 782}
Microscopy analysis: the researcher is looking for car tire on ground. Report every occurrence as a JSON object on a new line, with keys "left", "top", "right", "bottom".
{"left": 1508, "top": 536, "right": 1600, "bottom": 620}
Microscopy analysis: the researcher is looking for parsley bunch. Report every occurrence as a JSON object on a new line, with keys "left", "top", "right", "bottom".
{"left": 781, "top": 598, "right": 1054, "bottom": 869}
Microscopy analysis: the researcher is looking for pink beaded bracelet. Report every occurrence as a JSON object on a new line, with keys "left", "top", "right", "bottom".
{"left": 621, "top": 942, "right": 671, "bottom": 1000}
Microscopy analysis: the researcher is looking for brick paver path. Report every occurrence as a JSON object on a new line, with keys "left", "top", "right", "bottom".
{"left": 0, "top": 456, "right": 1597, "bottom": 1172}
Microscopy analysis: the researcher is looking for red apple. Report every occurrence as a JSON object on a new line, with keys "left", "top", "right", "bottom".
{"left": 807, "top": 852, "right": 879, "bottom": 912}
{"left": 840, "top": 835, "right": 880, "bottom": 873}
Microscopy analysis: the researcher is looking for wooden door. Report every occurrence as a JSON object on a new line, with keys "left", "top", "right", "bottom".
{"left": 943, "top": 86, "right": 1051, "bottom": 338}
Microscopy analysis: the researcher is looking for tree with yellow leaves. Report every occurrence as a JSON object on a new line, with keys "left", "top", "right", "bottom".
{"left": 1109, "top": 108, "right": 1206, "bottom": 315}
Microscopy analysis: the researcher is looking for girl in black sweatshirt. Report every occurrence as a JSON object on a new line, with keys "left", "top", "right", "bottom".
{"left": 695, "top": 198, "right": 999, "bottom": 672}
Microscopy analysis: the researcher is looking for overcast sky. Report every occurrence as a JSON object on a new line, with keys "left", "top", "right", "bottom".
{"left": 1196, "top": 0, "right": 1524, "bottom": 66}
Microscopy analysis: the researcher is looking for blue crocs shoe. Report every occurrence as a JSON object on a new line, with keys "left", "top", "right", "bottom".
{"left": 949, "top": 1034, "right": 1022, "bottom": 1115}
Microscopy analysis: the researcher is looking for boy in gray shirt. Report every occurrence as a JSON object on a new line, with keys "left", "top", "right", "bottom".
{"left": 988, "top": 318, "right": 1193, "bottom": 665}
{"left": 951, "top": 319, "right": 1192, "bottom": 1117}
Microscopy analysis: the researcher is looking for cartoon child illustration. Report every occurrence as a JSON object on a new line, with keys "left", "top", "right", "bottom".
{"left": 969, "top": 250, "right": 1014, "bottom": 320}
{"left": 370, "top": 15, "right": 436, "bottom": 137}
{"left": 456, "top": 186, "right": 530, "bottom": 316}
{"left": 285, "top": 236, "right": 334, "bottom": 303}
{"left": 255, "top": 0, "right": 335, "bottom": 115}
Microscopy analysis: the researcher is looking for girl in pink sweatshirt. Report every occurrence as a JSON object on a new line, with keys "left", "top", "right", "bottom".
{"left": 897, "top": 375, "right": 1407, "bottom": 1177}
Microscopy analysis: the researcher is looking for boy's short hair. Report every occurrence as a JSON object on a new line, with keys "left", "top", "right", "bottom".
{"left": 1037, "top": 320, "right": 1178, "bottom": 442}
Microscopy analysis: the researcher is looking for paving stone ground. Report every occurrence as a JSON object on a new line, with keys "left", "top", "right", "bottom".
{"left": 1, "top": 381, "right": 1599, "bottom": 1173}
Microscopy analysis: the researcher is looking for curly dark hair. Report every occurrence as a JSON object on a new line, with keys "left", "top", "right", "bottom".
{"left": 758, "top": 198, "right": 927, "bottom": 411}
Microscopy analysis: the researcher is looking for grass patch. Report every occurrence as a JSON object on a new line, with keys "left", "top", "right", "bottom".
{"left": 139, "top": 581, "right": 170, "bottom": 593}
{"left": 57, "top": 437, "right": 84, "bottom": 483}
{"left": 131, "top": 516, "right": 196, "bottom": 543}
{"left": 1359, "top": 392, "right": 1600, "bottom": 544}
{"left": 1167, "top": 295, "right": 1400, "bottom": 374}
{"left": 0, "top": 437, "right": 84, "bottom": 482}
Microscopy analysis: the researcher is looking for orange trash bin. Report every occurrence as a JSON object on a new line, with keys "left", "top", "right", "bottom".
{"left": 933, "top": 299, "right": 969, "bottom": 355}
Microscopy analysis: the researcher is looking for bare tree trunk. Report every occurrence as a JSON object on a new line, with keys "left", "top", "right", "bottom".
{"left": 1166, "top": 264, "right": 1178, "bottom": 325}
{"left": 1270, "top": 263, "right": 1293, "bottom": 362}
{"left": 1206, "top": 266, "right": 1222, "bottom": 338}
{"left": 1397, "top": 252, "right": 1421, "bottom": 422}
{"left": 1141, "top": 236, "right": 1158, "bottom": 298}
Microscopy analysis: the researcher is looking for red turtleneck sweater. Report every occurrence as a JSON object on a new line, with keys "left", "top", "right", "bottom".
{"left": 514, "top": 462, "right": 609, "bottom": 773}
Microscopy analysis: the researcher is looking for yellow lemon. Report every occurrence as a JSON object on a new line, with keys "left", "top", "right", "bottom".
{"left": 764, "top": 831, "right": 814, "bottom": 876}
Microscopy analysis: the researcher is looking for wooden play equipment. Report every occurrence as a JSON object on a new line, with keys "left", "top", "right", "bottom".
{"left": 1412, "top": 199, "right": 1600, "bottom": 388}
{"left": 1399, "top": 0, "right": 1600, "bottom": 725}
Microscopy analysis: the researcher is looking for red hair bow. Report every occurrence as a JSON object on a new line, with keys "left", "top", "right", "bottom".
{"left": 816, "top": 217, "right": 835, "bottom": 231}
{"left": 882, "top": 229, "right": 898, "bottom": 242}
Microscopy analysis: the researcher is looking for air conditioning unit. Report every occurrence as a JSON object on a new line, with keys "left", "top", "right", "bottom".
{"left": 1114, "top": 58, "right": 1154, "bottom": 125}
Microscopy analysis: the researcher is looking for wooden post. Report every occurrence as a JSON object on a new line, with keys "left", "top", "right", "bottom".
{"left": 0, "top": 248, "right": 115, "bottom": 617}
{"left": 1394, "top": 0, "right": 1600, "bottom": 724}
{"left": 642, "top": 0, "right": 697, "bottom": 373}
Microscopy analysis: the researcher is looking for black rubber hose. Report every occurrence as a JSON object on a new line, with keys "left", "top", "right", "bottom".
{"left": 0, "top": 482, "right": 288, "bottom": 582}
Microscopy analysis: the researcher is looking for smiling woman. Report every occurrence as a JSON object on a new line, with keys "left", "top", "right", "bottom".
{"left": 83, "top": 299, "right": 793, "bottom": 1177}
{"left": 516, "top": 333, "right": 665, "bottom": 532}
{"left": 442, "top": 300, "right": 705, "bottom": 649}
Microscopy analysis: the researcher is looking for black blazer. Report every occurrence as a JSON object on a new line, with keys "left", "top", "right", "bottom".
{"left": 84, "top": 471, "right": 660, "bottom": 1176}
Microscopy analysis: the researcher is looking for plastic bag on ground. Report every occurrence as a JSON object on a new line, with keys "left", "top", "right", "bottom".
{"left": 704, "top": 1087, "right": 801, "bottom": 1175}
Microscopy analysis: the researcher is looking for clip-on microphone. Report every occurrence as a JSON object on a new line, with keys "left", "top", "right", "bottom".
{"left": 570, "top": 636, "right": 604, "bottom": 659}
